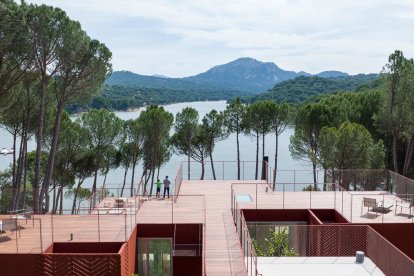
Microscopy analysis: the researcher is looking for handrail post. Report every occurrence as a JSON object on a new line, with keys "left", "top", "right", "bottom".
{"left": 172, "top": 195, "right": 174, "bottom": 224}
{"left": 256, "top": 183, "right": 258, "bottom": 210}
{"left": 350, "top": 194, "right": 353, "bottom": 223}
{"left": 124, "top": 213, "right": 127, "bottom": 241}
{"left": 223, "top": 161, "right": 224, "bottom": 180}
{"left": 51, "top": 213, "right": 54, "bottom": 242}
{"left": 98, "top": 210, "right": 101, "bottom": 242}
{"left": 39, "top": 219, "right": 43, "bottom": 252}
{"left": 310, "top": 188, "right": 312, "bottom": 209}
{"left": 15, "top": 219, "right": 18, "bottom": 253}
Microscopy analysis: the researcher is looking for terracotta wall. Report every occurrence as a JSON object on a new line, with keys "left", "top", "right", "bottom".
{"left": 0, "top": 254, "right": 39, "bottom": 276}
{"left": 125, "top": 225, "right": 137, "bottom": 275}
{"left": 173, "top": 256, "right": 202, "bottom": 276}
{"left": 47, "top": 242, "right": 124, "bottom": 253}
{"left": 309, "top": 209, "right": 349, "bottom": 224}
{"left": 307, "top": 210, "right": 323, "bottom": 225}
{"left": 368, "top": 223, "right": 414, "bottom": 260}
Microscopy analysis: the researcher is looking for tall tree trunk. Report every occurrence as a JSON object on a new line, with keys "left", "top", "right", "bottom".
{"left": 43, "top": 100, "right": 65, "bottom": 212}
{"left": 12, "top": 128, "right": 17, "bottom": 188}
{"left": 91, "top": 169, "right": 99, "bottom": 209}
{"left": 312, "top": 162, "right": 317, "bottom": 191}
{"left": 130, "top": 160, "right": 137, "bottom": 196}
{"left": 187, "top": 154, "right": 191, "bottom": 180}
{"left": 261, "top": 132, "right": 266, "bottom": 181}
{"left": 209, "top": 151, "right": 216, "bottom": 180}
{"left": 59, "top": 187, "right": 63, "bottom": 215}
{"left": 34, "top": 79, "right": 47, "bottom": 214}
{"left": 121, "top": 168, "right": 128, "bottom": 197}
{"left": 16, "top": 102, "right": 31, "bottom": 209}
{"left": 92, "top": 153, "right": 101, "bottom": 196}
{"left": 402, "top": 133, "right": 414, "bottom": 176}
{"left": 13, "top": 130, "right": 25, "bottom": 209}
{"left": 255, "top": 133, "right": 259, "bottom": 180}
{"left": 273, "top": 132, "right": 279, "bottom": 190}
{"left": 52, "top": 184, "right": 56, "bottom": 213}
{"left": 149, "top": 168, "right": 155, "bottom": 196}
{"left": 392, "top": 134, "right": 399, "bottom": 173}
{"left": 144, "top": 170, "right": 152, "bottom": 196}
{"left": 22, "top": 138, "right": 29, "bottom": 207}
{"left": 200, "top": 158, "right": 205, "bottom": 180}
{"left": 262, "top": 132, "right": 265, "bottom": 160}
{"left": 236, "top": 130, "right": 240, "bottom": 180}
{"left": 102, "top": 171, "right": 108, "bottom": 188}
{"left": 71, "top": 179, "right": 84, "bottom": 215}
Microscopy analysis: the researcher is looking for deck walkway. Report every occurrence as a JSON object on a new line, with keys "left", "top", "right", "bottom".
{"left": 1, "top": 179, "right": 414, "bottom": 276}
{"left": 179, "top": 180, "right": 248, "bottom": 276}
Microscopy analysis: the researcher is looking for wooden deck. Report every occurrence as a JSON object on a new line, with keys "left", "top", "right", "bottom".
{"left": 232, "top": 182, "right": 414, "bottom": 223}
{"left": 1, "top": 179, "right": 413, "bottom": 276}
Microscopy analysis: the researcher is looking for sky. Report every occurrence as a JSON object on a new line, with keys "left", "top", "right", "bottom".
{"left": 28, "top": 0, "right": 414, "bottom": 77}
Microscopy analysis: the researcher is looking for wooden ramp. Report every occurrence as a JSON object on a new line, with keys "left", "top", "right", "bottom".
{"left": 180, "top": 180, "right": 250, "bottom": 276}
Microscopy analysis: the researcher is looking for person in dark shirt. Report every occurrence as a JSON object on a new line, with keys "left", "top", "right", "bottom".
{"left": 163, "top": 176, "right": 170, "bottom": 199}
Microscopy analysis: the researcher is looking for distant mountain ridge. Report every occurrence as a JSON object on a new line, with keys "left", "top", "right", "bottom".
{"left": 106, "top": 57, "right": 370, "bottom": 94}
{"left": 183, "top": 57, "right": 309, "bottom": 92}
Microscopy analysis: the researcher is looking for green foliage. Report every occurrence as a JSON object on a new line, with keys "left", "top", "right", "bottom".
{"left": 320, "top": 121, "right": 385, "bottom": 171}
{"left": 0, "top": 0, "right": 32, "bottom": 97}
{"left": 250, "top": 74, "right": 378, "bottom": 103}
{"left": 67, "top": 84, "right": 252, "bottom": 114}
{"left": 77, "top": 109, "right": 123, "bottom": 191}
{"left": 171, "top": 107, "right": 199, "bottom": 157}
{"left": 253, "top": 227, "right": 296, "bottom": 257}
{"left": 302, "top": 185, "right": 321, "bottom": 191}
{"left": 375, "top": 50, "right": 414, "bottom": 174}
{"left": 139, "top": 105, "right": 174, "bottom": 179}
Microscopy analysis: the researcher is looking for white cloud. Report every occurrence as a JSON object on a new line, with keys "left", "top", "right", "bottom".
{"left": 27, "top": 0, "right": 414, "bottom": 76}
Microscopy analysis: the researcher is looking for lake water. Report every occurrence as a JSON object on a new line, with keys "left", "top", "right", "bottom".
{"left": 0, "top": 101, "right": 314, "bottom": 192}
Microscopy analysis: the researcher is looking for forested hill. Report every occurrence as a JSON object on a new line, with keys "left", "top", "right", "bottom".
{"left": 105, "top": 71, "right": 233, "bottom": 93}
{"left": 66, "top": 85, "right": 252, "bottom": 113}
{"left": 248, "top": 74, "right": 379, "bottom": 103}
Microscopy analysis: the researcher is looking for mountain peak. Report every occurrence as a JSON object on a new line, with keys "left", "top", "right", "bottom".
{"left": 185, "top": 57, "right": 302, "bottom": 92}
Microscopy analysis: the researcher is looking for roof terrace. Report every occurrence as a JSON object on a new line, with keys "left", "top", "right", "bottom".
{"left": 1, "top": 161, "right": 414, "bottom": 275}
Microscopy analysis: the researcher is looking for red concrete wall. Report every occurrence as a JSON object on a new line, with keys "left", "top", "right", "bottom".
{"left": 310, "top": 209, "right": 349, "bottom": 223}
{"left": 121, "top": 226, "right": 138, "bottom": 276}
{"left": 41, "top": 254, "right": 121, "bottom": 275}
{"left": 368, "top": 223, "right": 414, "bottom": 260}
{"left": 173, "top": 256, "right": 202, "bottom": 276}
{"left": 0, "top": 254, "right": 39, "bottom": 276}
{"left": 307, "top": 210, "right": 323, "bottom": 225}
{"left": 137, "top": 223, "right": 174, "bottom": 238}
{"left": 48, "top": 242, "right": 124, "bottom": 253}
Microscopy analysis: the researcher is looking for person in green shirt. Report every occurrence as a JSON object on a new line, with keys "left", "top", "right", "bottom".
{"left": 155, "top": 179, "right": 162, "bottom": 198}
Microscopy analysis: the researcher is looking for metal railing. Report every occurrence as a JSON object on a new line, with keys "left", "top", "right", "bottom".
{"left": 238, "top": 211, "right": 259, "bottom": 276}
{"left": 181, "top": 160, "right": 276, "bottom": 182}
{"left": 230, "top": 179, "right": 414, "bottom": 224}
{"left": 234, "top": 211, "right": 414, "bottom": 275}
{"left": 0, "top": 190, "right": 206, "bottom": 256}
